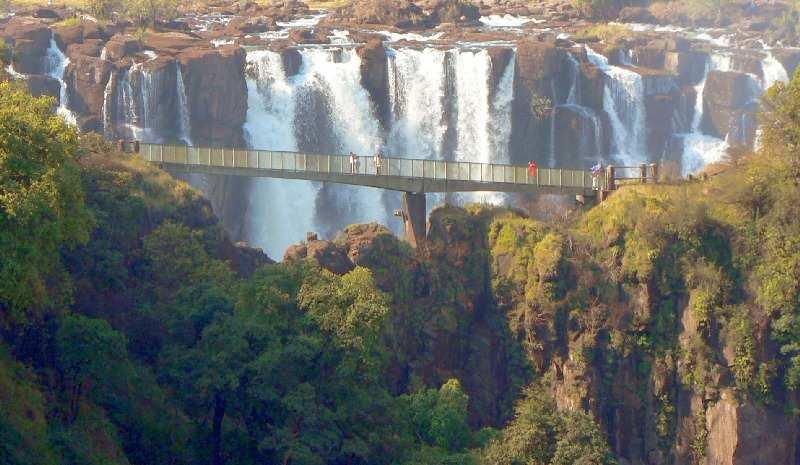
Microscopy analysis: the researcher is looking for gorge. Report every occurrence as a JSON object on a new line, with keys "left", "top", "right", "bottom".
{"left": 4, "top": 3, "right": 800, "bottom": 257}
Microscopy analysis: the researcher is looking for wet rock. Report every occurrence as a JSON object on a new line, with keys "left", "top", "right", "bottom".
{"left": 67, "top": 38, "right": 104, "bottom": 58}
{"left": 510, "top": 37, "right": 568, "bottom": 164}
{"left": 104, "top": 34, "right": 142, "bottom": 60}
{"left": 664, "top": 50, "right": 707, "bottom": 86}
{"left": 143, "top": 31, "right": 201, "bottom": 52}
{"left": 552, "top": 104, "right": 603, "bottom": 167}
{"left": 25, "top": 74, "right": 61, "bottom": 100}
{"left": 357, "top": 37, "right": 390, "bottom": 129}
{"left": 53, "top": 23, "right": 83, "bottom": 48}
{"left": 177, "top": 45, "right": 247, "bottom": 147}
{"left": 1, "top": 17, "right": 52, "bottom": 74}
{"left": 225, "top": 16, "right": 276, "bottom": 35}
{"left": 487, "top": 46, "right": 515, "bottom": 97}
{"left": 64, "top": 56, "right": 112, "bottom": 131}
{"left": 701, "top": 70, "right": 759, "bottom": 139}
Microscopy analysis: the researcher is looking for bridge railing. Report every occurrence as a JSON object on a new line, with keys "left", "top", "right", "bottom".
{"left": 138, "top": 143, "right": 606, "bottom": 191}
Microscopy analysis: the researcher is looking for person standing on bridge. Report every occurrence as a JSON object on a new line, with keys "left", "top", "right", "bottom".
{"left": 591, "top": 162, "right": 603, "bottom": 190}
{"left": 374, "top": 151, "right": 383, "bottom": 175}
{"left": 528, "top": 160, "right": 538, "bottom": 179}
{"left": 349, "top": 152, "right": 357, "bottom": 174}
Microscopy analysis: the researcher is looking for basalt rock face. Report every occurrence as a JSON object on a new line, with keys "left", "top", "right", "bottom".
{"left": 702, "top": 70, "right": 758, "bottom": 143}
{"left": 178, "top": 45, "right": 247, "bottom": 147}
{"left": 65, "top": 55, "right": 113, "bottom": 132}
{"left": 1, "top": 17, "right": 51, "bottom": 74}
{"left": 510, "top": 38, "right": 568, "bottom": 165}
{"left": 25, "top": 74, "right": 61, "bottom": 100}
{"left": 357, "top": 37, "right": 391, "bottom": 129}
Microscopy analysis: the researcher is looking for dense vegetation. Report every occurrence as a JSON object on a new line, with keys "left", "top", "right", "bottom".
{"left": 2, "top": 36, "right": 800, "bottom": 465}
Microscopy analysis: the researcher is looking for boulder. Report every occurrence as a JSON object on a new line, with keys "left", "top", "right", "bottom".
{"left": 706, "top": 389, "right": 797, "bottom": 465}
{"left": 25, "top": 74, "right": 61, "bottom": 100}
{"left": 701, "top": 70, "right": 759, "bottom": 139}
{"left": 284, "top": 239, "right": 354, "bottom": 274}
{"left": 53, "top": 23, "right": 83, "bottom": 49}
{"left": 224, "top": 16, "right": 276, "bottom": 35}
{"left": 33, "top": 8, "right": 62, "bottom": 20}
{"left": 64, "top": 56, "right": 112, "bottom": 130}
{"left": 67, "top": 39, "right": 104, "bottom": 58}
{"left": 357, "top": 37, "right": 390, "bottom": 129}
{"left": 143, "top": 31, "right": 200, "bottom": 52}
{"left": 616, "top": 6, "right": 655, "bottom": 23}
{"left": 2, "top": 17, "right": 52, "bottom": 74}
{"left": 178, "top": 45, "right": 248, "bottom": 147}
{"left": 104, "top": 34, "right": 141, "bottom": 60}
{"left": 427, "top": 0, "right": 481, "bottom": 25}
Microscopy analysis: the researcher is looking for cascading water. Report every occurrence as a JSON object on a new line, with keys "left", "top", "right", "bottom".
{"left": 296, "top": 47, "right": 387, "bottom": 231}
{"left": 244, "top": 50, "right": 318, "bottom": 259}
{"left": 115, "top": 53, "right": 166, "bottom": 143}
{"left": 761, "top": 51, "right": 789, "bottom": 91}
{"left": 454, "top": 49, "right": 492, "bottom": 166}
{"left": 176, "top": 64, "right": 193, "bottom": 145}
{"left": 586, "top": 46, "right": 646, "bottom": 165}
{"left": 44, "top": 34, "right": 77, "bottom": 126}
{"left": 680, "top": 53, "right": 733, "bottom": 175}
{"left": 102, "top": 71, "right": 115, "bottom": 137}
{"left": 243, "top": 47, "right": 390, "bottom": 257}
{"left": 386, "top": 47, "right": 448, "bottom": 159}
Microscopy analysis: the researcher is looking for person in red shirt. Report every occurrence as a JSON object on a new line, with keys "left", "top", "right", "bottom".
{"left": 528, "top": 160, "right": 538, "bottom": 178}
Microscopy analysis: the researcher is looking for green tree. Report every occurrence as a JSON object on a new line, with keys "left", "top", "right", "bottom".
{"left": 0, "top": 83, "right": 92, "bottom": 325}
{"left": 430, "top": 379, "right": 471, "bottom": 452}
{"left": 125, "top": 0, "right": 181, "bottom": 28}
{"left": 56, "top": 315, "right": 128, "bottom": 423}
{"left": 551, "top": 412, "right": 617, "bottom": 465}
{"left": 482, "top": 385, "right": 559, "bottom": 465}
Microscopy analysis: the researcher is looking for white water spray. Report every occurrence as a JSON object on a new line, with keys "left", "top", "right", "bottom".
{"left": 586, "top": 46, "right": 646, "bottom": 165}
{"left": 45, "top": 34, "right": 77, "bottom": 126}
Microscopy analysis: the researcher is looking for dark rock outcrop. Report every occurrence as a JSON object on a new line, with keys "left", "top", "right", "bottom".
{"left": 2, "top": 17, "right": 52, "bottom": 74}
{"left": 64, "top": 55, "right": 113, "bottom": 132}
{"left": 25, "top": 74, "right": 61, "bottom": 100}
{"left": 510, "top": 38, "right": 564, "bottom": 164}
{"left": 104, "top": 34, "right": 142, "bottom": 61}
{"left": 701, "top": 70, "right": 759, "bottom": 140}
{"left": 357, "top": 37, "right": 390, "bottom": 129}
{"left": 178, "top": 45, "right": 247, "bottom": 147}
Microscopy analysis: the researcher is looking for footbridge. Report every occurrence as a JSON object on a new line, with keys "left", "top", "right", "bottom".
{"left": 130, "top": 142, "right": 656, "bottom": 247}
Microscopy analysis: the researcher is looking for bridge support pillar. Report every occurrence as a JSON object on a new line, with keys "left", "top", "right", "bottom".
{"left": 402, "top": 192, "right": 426, "bottom": 249}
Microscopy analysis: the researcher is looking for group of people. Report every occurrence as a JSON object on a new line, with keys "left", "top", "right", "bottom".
{"left": 349, "top": 152, "right": 604, "bottom": 190}
{"left": 348, "top": 151, "right": 383, "bottom": 175}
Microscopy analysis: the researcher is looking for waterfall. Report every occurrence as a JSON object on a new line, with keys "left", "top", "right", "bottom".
{"left": 680, "top": 53, "right": 731, "bottom": 175}
{"left": 566, "top": 52, "right": 581, "bottom": 105}
{"left": 176, "top": 64, "right": 193, "bottom": 145}
{"left": 244, "top": 50, "right": 318, "bottom": 259}
{"left": 761, "top": 51, "right": 789, "bottom": 91}
{"left": 114, "top": 53, "right": 166, "bottom": 143}
{"left": 454, "top": 49, "right": 492, "bottom": 165}
{"left": 243, "top": 48, "right": 389, "bottom": 257}
{"left": 102, "top": 71, "right": 115, "bottom": 137}
{"left": 586, "top": 46, "right": 646, "bottom": 165}
{"left": 44, "top": 34, "right": 77, "bottom": 126}
{"left": 386, "top": 47, "right": 448, "bottom": 159}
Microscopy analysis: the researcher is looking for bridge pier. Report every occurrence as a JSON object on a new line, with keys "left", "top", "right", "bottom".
{"left": 401, "top": 192, "right": 426, "bottom": 249}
